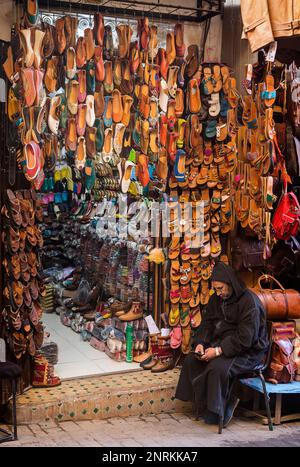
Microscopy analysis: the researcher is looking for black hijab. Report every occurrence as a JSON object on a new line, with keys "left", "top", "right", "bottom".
{"left": 211, "top": 262, "right": 246, "bottom": 299}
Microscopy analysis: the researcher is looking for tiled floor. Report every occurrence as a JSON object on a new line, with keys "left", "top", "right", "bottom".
{"left": 42, "top": 313, "right": 141, "bottom": 380}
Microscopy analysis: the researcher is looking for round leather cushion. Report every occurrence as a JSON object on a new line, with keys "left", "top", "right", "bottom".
{"left": 0, "top": 362, "right": 22, "bottom": 379}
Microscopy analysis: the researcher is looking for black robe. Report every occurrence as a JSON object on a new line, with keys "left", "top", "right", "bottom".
{"left": 175, "top": 265, "right": 269, "bottom": 418}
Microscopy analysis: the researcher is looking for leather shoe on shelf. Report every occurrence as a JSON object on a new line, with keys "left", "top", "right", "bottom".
{"left": 104, "top": 60, "right": 114, "bottom": 94}
{"left": 33, "top": 29, "right": 45, "bottom": 69}
{"left": 104, "top": 25, "right": 114, "bottom": 60}
{"left": 75, "top": 136, "right": 86, "bottom": 170}
{"left": 48, "top": 96, "right": 61, "bottom": 135}
{"left": 66, "top": 47, "right": 77, "bottom": 79}
{"left": 112, "top": 89, "right": 123, "bottom": 123}
{"left": 86, "top": 127, "right": 97, "bottom": 158}
{"left": 174, "top": 23, "right": 185, "bottom": 58}
{"left": 84, "top": 27, "right": 95, "bottom": 61}
{"left": 76, "top": 104, "right": 87, "bottom": 137}
{"left": 42, "top": 21, "right": 55, "bottom": 58}
{"left": 20, "top": 29, "right": 34, "bottom": 68}
{"left": 94, "top": 13, "right": 104, "bottom": 46}
{"left": 76, "top": 36, "right": 87, "bottom": 68}
{"left": 86, "top": 95, "right": 96, "bottom": 127}
{"left": 78, "top": 69, "right": 87, "bottom": 103}
{"left": 21, "top": 68, "right": 36, "bottom": 107}
{"left": 166, "top": 32, "right": 176, "bottom": 65}
{"left": 95, "top": 46, "right": 105, "bottom": 82}
{"left": 94, "top": 82, "right": 105, "bottom": 117}
{"left": 44, "top": 56, "right": 58, "bottom": 93}
{"left": 118, "top": 302, "right": 143, "bottom": 321}
{"left": 55, "top": 17, "right": 66, "bottom": 55}
{"left": 66, "top": 117, "right": 77, "bottom": 152}
{"left": 67, "top": 80, "right": 79, "bottom": 115}
{"left": 121, "top": 95, "right": 133, "bottom": 127}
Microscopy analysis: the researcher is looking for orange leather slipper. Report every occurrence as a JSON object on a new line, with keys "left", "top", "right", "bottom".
{"left": 137, "top": 153, "right": 150, "bottom": 187}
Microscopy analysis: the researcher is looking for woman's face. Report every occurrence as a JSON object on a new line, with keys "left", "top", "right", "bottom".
{"left": 212, "top": 281, "right": 233, "bottom": 300}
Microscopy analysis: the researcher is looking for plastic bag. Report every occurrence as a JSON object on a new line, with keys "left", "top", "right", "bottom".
{"left": 73, "top": 279, "right": 91, "bottom": 305}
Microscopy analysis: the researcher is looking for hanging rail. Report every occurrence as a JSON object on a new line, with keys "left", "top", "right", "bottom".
{"left": 24, "top": 0, "right": 224, "bottom": 23}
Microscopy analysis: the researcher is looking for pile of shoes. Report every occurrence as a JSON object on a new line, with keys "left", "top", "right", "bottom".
{"left": 1, "top": 188, "right": 46, "bottom": 359}
{"left": 140, "top": 333, "right": 174, "bottom": 373}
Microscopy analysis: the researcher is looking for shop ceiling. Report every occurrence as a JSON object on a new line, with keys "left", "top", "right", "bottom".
{"left": 34, "top": 0, "right": 224, "bottom": 23}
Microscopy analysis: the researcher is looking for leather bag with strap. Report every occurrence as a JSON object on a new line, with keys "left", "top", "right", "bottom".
{"left": 265, "top": 320, "right": 297, "bottom": 385}
{"left": 272, "top": 187, "right": 300, "bottom": 241}
{"left": 266, "top": 338, "right": 296, "bottom": 384}
{"left": 250, "top": 274, "right": 300, "bottom": 320}
{"left": 231, "top": 235, "right": 265, "bottom": 271}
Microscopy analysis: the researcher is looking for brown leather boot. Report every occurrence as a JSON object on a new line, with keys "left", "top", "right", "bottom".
{"left": 118, "top": 302, "right": 143, "bottom": 321}
{"left": 151, "top": 335, "right": 174, "bottom": 373}
{"left": 141, "top": 334, "right": 160, "bottom": 369}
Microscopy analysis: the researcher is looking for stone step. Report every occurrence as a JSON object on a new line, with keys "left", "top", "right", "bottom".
{"left": 11, "top": 368, "right": 191, "bottom": 424}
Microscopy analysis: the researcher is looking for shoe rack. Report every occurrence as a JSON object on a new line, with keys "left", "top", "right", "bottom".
{"left": 34, "top": 0, "right": 224, "bottom": 24}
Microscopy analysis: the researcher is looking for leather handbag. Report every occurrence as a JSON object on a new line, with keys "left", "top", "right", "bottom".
{"left": 266, "top": 339, "right": 296, "bottom": 384}
{"left": 231, "top": 235, "right": 265, "bottom": 271}
{"left": 265, "top": 320, "right": 297, "bottom": 384}
{"left": 250, "top": 274, "right": 300, "bottom": 320}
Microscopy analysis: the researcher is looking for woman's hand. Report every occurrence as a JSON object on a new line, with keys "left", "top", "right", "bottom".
{"left": 200, "top": 347, "right": 217, "bottom": 362}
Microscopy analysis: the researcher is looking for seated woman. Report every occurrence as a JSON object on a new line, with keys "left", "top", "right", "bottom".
{"left": 175, "top": 261, "right": 269, "bottom": 428}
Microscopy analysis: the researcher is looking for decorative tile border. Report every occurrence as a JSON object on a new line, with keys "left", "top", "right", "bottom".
{"left": 10, "top": 369, "right": 192, "bottom": 424}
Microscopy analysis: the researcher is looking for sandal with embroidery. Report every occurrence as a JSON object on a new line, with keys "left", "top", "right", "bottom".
{"left": 180, "top": 242, "right": 191, "bottom": 261}
{"left": 169, "top": 304, "right": 180, "bottom": 326}
{"left": 180, "top": 262, "right": 192, "bottom": 284}
{"left": 191, "top": 260, "right": 202, "bottom": 283}
{"left": 180, "top": 285, "right": 191, "bottom": 304}
{"left": 170, "top": 286, "right": 181, "bottom": 304}
{"left": 211, "top": 190, "right": 222, "bottom": 211}
{"left": 179, "top": 305, "right": 190, "bottom": 328}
